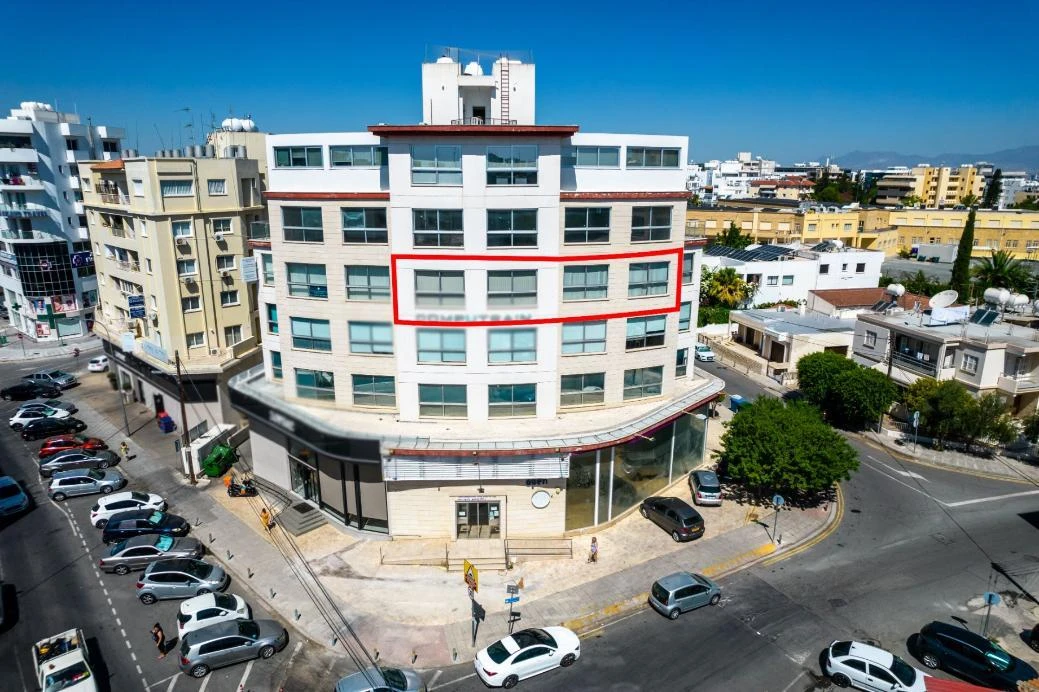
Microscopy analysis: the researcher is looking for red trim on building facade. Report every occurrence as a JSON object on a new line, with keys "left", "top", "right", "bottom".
{"left": 368, "top": 124, "right": 580, "bottom": 137}
{"left": 560, "top": 191, "right": 692, "bottom": 201}
{"left": 264, "top": 191, "right": 391, "bottom": 201}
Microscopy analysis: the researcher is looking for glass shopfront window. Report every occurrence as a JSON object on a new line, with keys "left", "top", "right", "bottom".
{"left": 612, "top": 426, "right": 673, "bottom": 519}
{"left": 565, "top": 451, "right": 598, "bottom": 531}
{"left": 672, "top": 405, "right": 708, "bottom": 477}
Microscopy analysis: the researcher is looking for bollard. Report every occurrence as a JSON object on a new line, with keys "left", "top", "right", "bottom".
{"left": 452, "top": 648, "right": 458, "bottom": 662}
{"left": 330, "top": 636, "right": 338, "bottom": 647}
{"left": 374, "top": 649, "right": 380, "bottom": 661}
{"left": 247, "top": 568, "right": 254, "bottom": 579}
{"left": 294, "top": 609, "right": 301, "bottom": 621}
{"left": 269, "top": 588, "right": 276, "bottom": 599}
{"left": 195, "top": 517, "right": 202, "bottom": 527}
{"left": 226, "top": 549, "right": 233, "bottom": 560}
{"left": 412, "top": 650, "right": 418, "bottom": 664}
{"left": 209, "top": 532, "right": 215, "bottom": 543}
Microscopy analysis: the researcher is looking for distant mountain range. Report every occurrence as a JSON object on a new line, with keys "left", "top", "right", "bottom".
{"left": 833, "top": 146, "right": 1039, "bottom": 173}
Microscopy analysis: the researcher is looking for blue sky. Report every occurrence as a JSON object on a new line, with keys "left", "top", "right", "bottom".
{"left": 5, "top": 0, "right": 1036, "bottom": 163}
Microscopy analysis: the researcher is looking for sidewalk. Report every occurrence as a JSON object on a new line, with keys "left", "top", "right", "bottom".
{"left": 866, "top": 427, "right": 1039, "bottom": 484}
{"left": 73, "top": 370, "right": 838, "bottom": 669}
{"left": 0, "top": 325, "right": 102, "bottom": 362}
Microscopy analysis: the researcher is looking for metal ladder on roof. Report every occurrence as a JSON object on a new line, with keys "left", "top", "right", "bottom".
{"left": 499, "top": 55, "right": 510, "bottom": 124}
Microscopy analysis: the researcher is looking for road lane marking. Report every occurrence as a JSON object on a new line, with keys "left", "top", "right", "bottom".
{"left": 945, "top": 488, "right": 1039, "bottom": 507}
{"left": 165, "top": 674, "right": 178, "bottom": 691}
{"left": 235, "top": 659, "right": 254, "bottom": 691}
{"left": 429, "top": 670, "right": 443, "bottom": 688}
{"left": 781, "top": 671, "right": 807, "bottom": 692}
{"left": 197, "top": 670, "right": 212, "bottom": 692}
{"left": 867, "top": 456, "right": 930, "bottom": 481}
{"left": 860, "top": 459, "right": 945, "bottom": 504}
{"left": 431, "top": 672, "right": 477, "bottom": 689}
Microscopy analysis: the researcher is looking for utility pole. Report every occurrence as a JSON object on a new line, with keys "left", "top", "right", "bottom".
{"left": 175, "top": 350, "right": 197, "bottom": 485}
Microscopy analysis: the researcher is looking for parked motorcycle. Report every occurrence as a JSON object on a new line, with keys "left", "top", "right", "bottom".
{"left": 227, "top": 478, "right": 258, "bottom": 498}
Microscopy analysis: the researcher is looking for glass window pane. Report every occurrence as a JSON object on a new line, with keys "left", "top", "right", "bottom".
{"left": 599, "top": 148, "right": 619, "bottom": 167}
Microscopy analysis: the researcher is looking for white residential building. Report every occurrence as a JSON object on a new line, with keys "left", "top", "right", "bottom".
{"left": 230, "top": 50, "right": 716, "bottom": 538}
{"left": 0, "top": 102, "right": 123, "bottom": 339}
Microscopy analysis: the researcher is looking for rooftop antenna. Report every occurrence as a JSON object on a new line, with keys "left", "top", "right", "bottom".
{"left": 153, "top": 124, "right": 166, "bottom": 150}
{"left": 176, "top": 107, "right": 193, "bottom": 147}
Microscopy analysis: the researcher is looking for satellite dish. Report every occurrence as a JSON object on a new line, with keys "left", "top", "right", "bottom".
{"left": 928, "top": 289, "right": 958, "bottom": 310}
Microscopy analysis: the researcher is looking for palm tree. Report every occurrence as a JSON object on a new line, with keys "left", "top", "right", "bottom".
{"left": 971, "top": 250, "right": 1032, "bottom": 292}
{"left": 960, "top": 194, "right": 979, "bottom": 208}
{"left": 709, "top": 267, "right": 754, "bottom": 307}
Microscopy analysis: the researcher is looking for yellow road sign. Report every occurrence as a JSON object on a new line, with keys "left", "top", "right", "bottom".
{"left": 463, "top": 559, "right": 479, "bottom": 593}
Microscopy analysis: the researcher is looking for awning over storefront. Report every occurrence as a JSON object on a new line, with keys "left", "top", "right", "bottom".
{"left": 384, "top": 454, "right": 569, "bottom": 482}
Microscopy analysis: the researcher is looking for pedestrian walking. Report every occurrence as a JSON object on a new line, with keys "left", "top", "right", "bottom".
{"left": 151, "top": 623, "right": 166, "bottom": 659}
{"left": 119, "top": 440, "right": 130, "bottom": 463}
{"left": 587, "top": 536, "right": 598, "bottom": 563}
{"left": 260, "top": 507, "right": 272, "bottom": 532}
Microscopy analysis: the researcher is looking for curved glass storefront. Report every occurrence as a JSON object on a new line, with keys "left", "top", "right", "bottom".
{"left": 565, "top": 405, "right": 709, "bottom": 530}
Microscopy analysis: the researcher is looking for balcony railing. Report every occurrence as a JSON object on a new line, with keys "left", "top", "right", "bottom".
{"left": 0, "top": 203, "right": 48, "bottom": 218}
{"left": 890, "top": 351, "right": 938, "bottom": 377}
{"left": 112, "top": 259, "right": 141, "bottom": 273}
{"left": 449, "top": 117, "right": 519, "bottom": 126}
{"left": 0, "top": 228, "right": 51, "bottom": 240}
{"left": 95, "top": 191, "right": 130, "bottom": 205}
{"left": 996, "top": 374, "right": 1039, "bottom": 394}
{"left": 248, "top": 221, "right": 270, "bottom": 240}
{"left": 0, "top": 175, "right": 42, "bottom": 187}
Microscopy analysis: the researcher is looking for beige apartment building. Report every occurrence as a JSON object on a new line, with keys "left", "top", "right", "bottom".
{"left": 80, "top": 152, "right": 266, "bottom": 437}
{"left": 876, "top": 165, "right": 985, "bottom": 207}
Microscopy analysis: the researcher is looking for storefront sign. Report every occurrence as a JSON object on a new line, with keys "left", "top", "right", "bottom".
{"left": 127, "top": 295, "right": 145, "bottom": 308}
{"left": 524, "top": 479, "right": 548, "bottom": 487}
{"left": 0, "top": 251, "right": 15, "bottom": 266}
{"left": 455, "top": 496, "right": 490, "bottom": 503}
{"left": 269, "top": 410, "right": 297, "bottom": 434}
{"left": 240, "top": 256, "right": 258, "bottom": 283}
{"left": 70, "top": 251, "right": 94, "bottom": 268}
{"left": 120, "top": 332, "right": 136, "bottom": 353}
{"left": 531, "top": 490, "right": 551, "bottom": 509}
{"left": 141, "top": 340, "right": 168, "bottom": 364}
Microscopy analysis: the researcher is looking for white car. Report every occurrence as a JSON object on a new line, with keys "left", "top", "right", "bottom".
{"left": 9, "top": 407, "right": 70, "bottom": 430}
{"left": 87, "top": 356, "right": 109, "bottom": 372}
{"left": 177, "top": 593, "right": 250, "bottom": 636}
{"left": 824, "top": 640, "right": 927, "bottom": 692}
{"left": 694, "top": 344, "right": 716, "bottom": 362}
{"left": 475, "top": 627, "right": 580, "bottom": 688}
{"left": 89, "top": 491, "right": 166, "bottom": 528}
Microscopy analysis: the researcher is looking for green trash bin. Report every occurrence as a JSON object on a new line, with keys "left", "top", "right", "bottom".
{"left": 200, "top": 444, "right": 237, "bottom": 478}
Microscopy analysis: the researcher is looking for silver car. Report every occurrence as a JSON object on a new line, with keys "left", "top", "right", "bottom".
{"left": 178, "top": 619, "right": 288, "bottom": 678}
{"left": 335, "top": 667, "right": 426, "bottom": 692}
{"left": 100, "top": 535, "right": 204, "bottom": 575}
{"left": 23, "top": 370, "right": 77, "bottom": 389}
{"left": 648, "top": 571, "right": 721, "bottom": 620}
{"left": 136, "top": 558, "right": 228, "bottom": 604}
{"left": 19, "top": 399, "right": 78, "bottom": 414}
{"left": 48, "top": 469, "right": 127, "bottom": 501}
{"left": 39, "top": 449, "right": 119, "bottom": 478}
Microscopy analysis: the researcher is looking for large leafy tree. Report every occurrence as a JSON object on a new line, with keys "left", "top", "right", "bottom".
{"left": 956, "top": 392, "right": 1018, "bottom": 451}
{"left": 708, "top": 267, "right": 754, "bottom": 308}
{"left": 982, "top": 168, "right": 1002, "bottom": 208}
{"left": 830, "top": 368, "right": 898, "bottom": 430}
{"left": 949, "top": 209, "right": 976, "bottom": 302}
{"left": 904, "top": 378, "right": 973, "bottom": 447}
{"left": 795, "top": 351, "right": 858, "bottom": 408}
{"left": 716, "top": 397, "right": 859, "bottom": 498}
{"left": 971, "top": 250, "right": 1032, "bottom": 293}
{"left": 714, "top": 222, "right": 752, "bottom": 249}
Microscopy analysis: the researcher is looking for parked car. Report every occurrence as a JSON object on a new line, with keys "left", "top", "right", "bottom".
{"left": 100, "top": 535, "right": 203, "bottom": 575}
{"left": 48, "top": 469, "right": 127, "bottom": 502}
{"left": 915, "top": 620, "right": 1037, "bottom": 689}
{"left": 19, "top": 399, "right": 78, "bottom": 414}
{"left": 689, "top": 470, "right": 723, "bottom": 506}
{"left": 475, "top": 627, "right": 581, "bottom": 688}
{"left": 90, "top": 491, "right": 165, "bottom": 528}
{"left": 694, "top": 344, "right": 716, "bottom": 362}
{"left": 177, "top": 593, "right": 250, "bottom": 637}
{"left": 136, "top": 558, "right": 228, "bottom": 604}
{"left": 178, "top": 618, "right": 288, "bottom": 678}
{"left": 22, "top": 417, "right": 87, "bottom": 440}
{"left": 38, "top": 449, "right": 119, "bottom": 478}
{"left": 824, "top": 640, "right": 927, "bottom": 692}
{"left": 0, "top": 475, "right": 30, "bottom": 517}
{"left": 39, "top": 434, "right": 107, "bottom": 459}
{"left": 648, "top": 571, "right": 721, "bottom": 620}
{"left": 87, "top": 356, "right": 109, "bottom": 373}
{"left": 0, "top": 381, "right": 61, "bottom": 401}
{"left": 23, "top": 370, "right": 77, "bottom": 389}
{"left": 102, "top": 509, "right": 190, "bottom": 545}
{"left": 9, "top": 406, "right": 70, "bottom": 430}
{"left": 1030, "top": 623, "right": 1039, "bottom": 652}
{"left": 639, "top": 496, "right": 705, "bottom": 542}
{"left": 335, "top": 666, "right": 426, "bottom": 692}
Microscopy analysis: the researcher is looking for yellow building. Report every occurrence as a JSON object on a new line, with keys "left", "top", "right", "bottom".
{"left": 889, "top": 208, "right": 1039, "bottom": 258}
{"left": 876, "top": 165, "right": 985, "bottom": 207}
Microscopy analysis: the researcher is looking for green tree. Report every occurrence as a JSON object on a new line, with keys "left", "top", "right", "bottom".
{"left": 795, "top": 351, "right": 858, "bottom": 409}
{"left": 1013, "top": 198, "right": 1039, "bottom": 211}
{"left": 716, "top": 397, "right": 858, "bottom": 498}
{"left": 699, "top": 266, "right": 716, "bottom": 304}
{"left": 971, "top": 250, "right": 1032, "bottom": 293}
{"left": 904, "top": 378, "right": 973, "bottom": 447}
{"left": 956, "top": 392, "right": 1018, "bottom": 452}
{"left": 714, "top": 222, "right": 753, "bottom": 249}
{"left": 903, "top": 194, "right": 924, "bottom": 207}
{"left": 897, "top": 247, "right": 913, "bottom": 259}
{"left": 1021, "top": 412, "right": 1039, "bottom": 443}
{"left": 898, "top": 270, "right": 948, "bottom": 297}
{"left": 982, "top": 168, "right": 1002, "bottom": 208}
{"left": 708, "top": 267, "right": 754, "bottom": 308}
{"left": 815, "top": 185, "right": 842, "bottom": 204}
{"left": 697, "top": 305, "right": 731, "bottom": 327}
{"left": 949, "top": 209, "right": 976, "bottom": 302}
{"left": 960, "top": 193, "right": 980, "bottom": 208}
{"left": 831, "top": 368, "right": 897, "bottom": 430}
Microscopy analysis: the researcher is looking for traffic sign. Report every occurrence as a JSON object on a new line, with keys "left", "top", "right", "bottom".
{"left": 463, "top": 559, "right": 479, "bottom": 593}
{"left": 506, "top": 584, "right": 519, "bottom": 595}
{"left": 772, "top": 494, "right": 785, "bottom": 507}
{"left": 983, "top": 592, "right": 1001, "bottom": 606}
{"left": 505, "top": 596, "right": 519, "bottom": 604}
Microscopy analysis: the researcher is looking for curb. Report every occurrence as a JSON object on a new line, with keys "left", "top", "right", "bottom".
{"left": 859, "top": 434, "right": 1039, "bottom": 486}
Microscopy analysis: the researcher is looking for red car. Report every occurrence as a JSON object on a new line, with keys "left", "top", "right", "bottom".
{"left": 39, "top": 434, "right": 108, "bottom": 459}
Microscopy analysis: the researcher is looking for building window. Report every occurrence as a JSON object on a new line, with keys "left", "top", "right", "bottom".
{"left": 351, "top": 375, "right": 395, "bottom": 407}
{"left": 961, "top": 353, "right": 979, "bottom": 375}
{"left": 676, "top": 348, "right": 688, "bottom": 377}
{"left": 766, "top": 276, "right": 778, "bottom": 286}
{"left": 856, "top": 263, "right": 866, "bottom": 273}
{"left": 486, "top": 145, "right": 538, "bottom": 185}
{"left": 488, "top": 270, "right": 537, "bottom": 307}
{"left": 330, "top": 145, "right": 386, "bottom": 168}
{"left": 415, "top": 270, "right": 465, "bottom": 307}
{"left": 863, "top": 330, "right": 876, "bottom": 348}
{"left": 418, "top": 384, "right": 467, "bottom": 418}
{"left": 342, "top": 208, "right": 388, "bottom": 244}
{"left": 628, "top": 262, "right": 670, "bottom": 297}
{"left": 487, "top": 209, "right": 537, "bottom": 247}
{"left": 626, "top": 147, "right": 680, "bottom": 168}
{"left": 348, "top": 321, "right": 393, "bottom": 355}
{"left": 345, "top": 265, "right": 390, "bottom": 301}
{"left": 573, "top": 146, "right": 620, "bottom": 168}
{"left": 286, "top": 263, "right": 328, "bottom": 298}
{"left": 213, "top": 218, "right": 232, "bottom": 235}
{"left": 560, "top": 373, "right": 605, "bottom": 407}
{"left": 488, "top": 383, "right": 537, "bottom": 417}
{"left": 172, "top": 220, "right": 192, "bottom": 238}
{"left": 291, "top": 317, "right": 332, "bottom": 351}
{"left": 261, "top": 254, "right": 274, "bottom": 285}
{"left": 176, "top": 259, "right": 197, "bottom": 276}
{"left": 624, "top": 366, "right": 664, "bottom": 400}
{"left": 207, "top": 179, "right": 226, "bottom": 196}
{"left": 413, "top": 209, "right": 463, "bottom": 247}
{"left": 563, "top": 265, "right": 608, "bottom": 301}
{"left": 808, "top": 223, "right": 817, "bottom": 232}
{"left": 274, "top": 146, "right": 323, "bottom": 168}
{"left": 296, "top": 369, "right": 335, "bottom": 400}
{"left": 488, "top": 329, "right": 536, "bottom": 363}
{"left": 562, "top": 321, "right": 607, "bottom": 354}
{"left": 216, "top": 255, "right": 235, "bottom": 270}
{"left": 186, "top": 332, "right": 205, "bottom": 348}
{"left": 679, "top": 302, "right": 692, "bottom": 331}
{"left": 266, "top": 303, "right": 278, "bottom": 333}
{"left": 417, "top": 329, "right": 466, "bottom": 363}
{"left": 626, "top": 315, "right": 666, "bottom": 350}
{"left": 270, "top": 351, "right": 282, "bottom": 379}
{"left": 160, "top": 180, "right": 193, "bottom": 197}
{"left": 220, "top": 290, "right": 239, "bottom": 306}
{"left": 782, "top": 275, "right": 794, "bottom": 286}
{"left": 841, "top": 263, "right": 849, "bottom": 272}
{"left": 411, "top": 145, "right": 462, "bottom": 185}
{"left": 564, "top": 207, "right": 610, "bottom": 244}
{"left": 282, "top": 207, "right": 323, "bottom": 243}
{"left": 819, "top": 264, "right": 829, "bottom": 275}
{"left": 224, "top": 325, "right": 243, "bottom": 345}
{"left": 631, "top": 206, "right": 672, "bottom": 242}
{"left": 182, "top": 296, "right": 200, "bottom": 312}
{"left": 682, "top": 253, "right": 694, "bottom": 284}
{"left": 132, "top": 179, "right": 144, "bottom": 197}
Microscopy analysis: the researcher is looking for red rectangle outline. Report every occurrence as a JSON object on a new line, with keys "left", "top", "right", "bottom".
{"left": 390, "top": 246, "right": 684, "bottom": 326}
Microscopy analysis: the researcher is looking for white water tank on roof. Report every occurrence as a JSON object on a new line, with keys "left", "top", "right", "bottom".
{"left": 20, "top": 101, "right": 53, "bottom": 111}
{"left": 1010, "top": 293, "right": 1029, "bottom": 311}
{"left": 436, "top": 55, "right": 455, "bottom": 64}
{"left": 462, "top": 61, "right": 484, "bottom": 76}
{"left": 886, "top": 283, "right": 906, "bottom": 297}
{"left": 831, "top": 239, "right": 844, "bottom": 248}
{"left": 983, "top": 287, "right": 1011, "bottom": 305}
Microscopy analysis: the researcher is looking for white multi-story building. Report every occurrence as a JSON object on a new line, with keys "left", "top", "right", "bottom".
{"left": 0, "top": 102, "right": 123, "bottom": 339}
{"left": 231, "top": 50, "right": 717, "bottom": 538}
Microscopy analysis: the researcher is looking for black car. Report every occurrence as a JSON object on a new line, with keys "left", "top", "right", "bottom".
{"left": 101, "top": 509, "right": 191, "bottom": 545}
{"left": 639, "top": 496, "right": 705, "bottom": 542}
{"left": 916, "top": 620, "right": 1038, "bottom": 690}
{"left": 1, "top": 382, "right": 61, "bottom": 401}
{"left": 21, "top": 417, "right": 87, "bottom": 441}
{"left": 38, "top": 450, "right": 120, "bottom": 479}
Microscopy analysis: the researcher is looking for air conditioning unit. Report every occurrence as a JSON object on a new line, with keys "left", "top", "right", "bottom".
{"left": 175, "top": 237, "right": 190, "bottom": 246}
{"left": 184, "top": 275, "right": 197, "bottom": 284}
{"left": 219, "top": 269, "right": 231, "bottom": 278}
{"left": 214, "top": 232, "right": 225, "bottom": 242}
{"left": 209, "top": 348, "right": 220, "bottom": 356}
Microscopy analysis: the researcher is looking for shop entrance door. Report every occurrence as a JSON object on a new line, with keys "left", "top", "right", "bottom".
{"left": 290, "top": 456, "right": 319, "bottom": 502}
{"left": 455, "top": 500, "right": 501, "bottom": 539}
